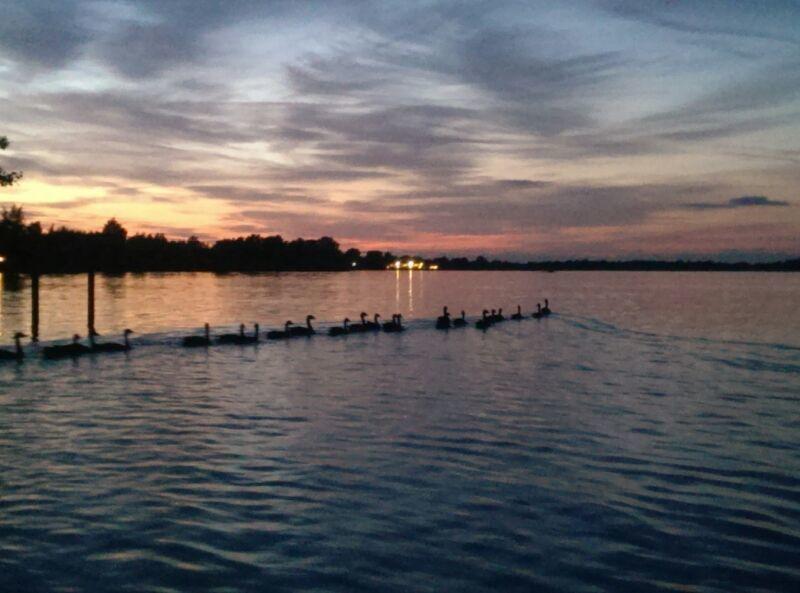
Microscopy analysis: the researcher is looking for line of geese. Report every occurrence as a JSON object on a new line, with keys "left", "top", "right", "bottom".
{"left": 0, "top": 300, "right": 552, "bottom": 362}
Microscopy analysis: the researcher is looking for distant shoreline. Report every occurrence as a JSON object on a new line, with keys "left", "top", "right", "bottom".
{"left": 2, "top": 263, "right": 799, "bottom": 276}
{"left": 2, "top": 207, "right": 798, "bottom": 275}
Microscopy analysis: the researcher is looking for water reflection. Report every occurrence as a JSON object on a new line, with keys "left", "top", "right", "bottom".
{"left": 0, "top": 271, "right": 799, "bottom": 346}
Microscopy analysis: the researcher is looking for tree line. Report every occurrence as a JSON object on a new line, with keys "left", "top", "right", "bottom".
{"left": 0, "top": 206, "right": 408, "bottom": 273}
{"left": 1, "top": 206, "right": 798, "bottom": 274}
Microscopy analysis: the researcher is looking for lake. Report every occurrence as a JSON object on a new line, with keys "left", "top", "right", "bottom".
{"left": 1, "top": 271, "right": 799, "bottom": 592}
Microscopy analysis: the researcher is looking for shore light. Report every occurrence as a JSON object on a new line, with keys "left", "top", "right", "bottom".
{"left": 406, "top": 260, "right": 415, "bottom": 270}
{"left": 394, "top": 260, "right": 402, "bottom": 269}
{"left": 0, "top": 255, "right": 5, "bottom": 263}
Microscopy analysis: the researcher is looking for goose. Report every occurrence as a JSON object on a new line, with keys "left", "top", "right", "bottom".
{"left": 383, "top": 313, "right": 405, "bottom": 333}
{"left": 349, "top": 312, "right": 370, "bottom": 334}
{"left": 542, "top": 299, "right": 552, "bottom": 315}
{"left": 494, "top": 308, "right": 506, "bottom": 322}
{"left": 220, "top": 324, "right": 259, "bottom": 345}
{"left": 91, "top": 329, "right": 134, "bottom": 352}
{"left": 182, "top": 323, "right": 211, "bottom": 347}
{"left": 239, "top": 324, "right": 260, "bottom": 344}
{"left": 329, "top": 318, "right": 350, "bottom": 337}
{"left": 289, "top": 315, "right": 316, "bottom": 337}
{"left": 0, "top": 332, "right": 26, "bottom": 361}
{"left": 452, "top": 311, "right": 468, "bottom": 328}
{"left": 43, "top": 334, "right": 90, "bottom": 359}
{"left": 475, "top": 310, "right": 492, "bottom": 330}
{"left": 532, "top": 303, "right": 544, "bottom": 319}
{"left": 364, "top": 313, "right": 381, "bottom": 331}
{"left": 267, "top": 321, "right": 293, "bottom": 340}
{"left": 435, "top": 306, "right": 451, "bottom": 330}
{"left": 218, "top": 323, "right": 246, "bottom": 344}
{"left": 511, "top": 305, "right": 524, "bottom": 320}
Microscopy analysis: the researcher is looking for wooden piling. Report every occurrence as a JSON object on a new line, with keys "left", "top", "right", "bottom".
{"left": 88, "top": 271, "right": 96, "bottom": 337}
{"left": 31, "top": 273, "right": 40, "bottom": 342}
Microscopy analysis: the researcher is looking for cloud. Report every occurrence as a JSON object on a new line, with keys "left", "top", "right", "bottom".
{"left": 2, "top": 0, "right": 799, "bottom": 258}
{"left": 0, "top": 1, "right": 89, "bottom": 70}
{"left": 684, "top": 196, "right": 791, "bottom": 210}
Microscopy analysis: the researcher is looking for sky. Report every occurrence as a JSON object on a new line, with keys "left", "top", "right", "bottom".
{"left": 1, "top": 0, "right": 799, "bottom": 261}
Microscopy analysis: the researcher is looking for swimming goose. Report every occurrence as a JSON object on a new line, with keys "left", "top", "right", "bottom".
{"left": 239, "top": 324, "right": 260, "bottom": 344}
{"left": 364, "top": 313, "right": 381, "bottom": 331}
{"left": 542, "top": 299, "right": 552, "bottom": 315}
{"left": 435, "top": 306, "right": 451, "bottom": 330}
{"left": 91, "top": 329, "right": 134, "bottom": 352}
{"left": 494, "top": 308, "right": 506, "bottom": 322}
{"left": 267, "top": 321, "right": 293, "bottom": 340}
{"left": 183, "top": 323, "right": 211, "bottom": 347}
{"left": 329, "top": 318, "right": 350, "bottom": 337}
{"left": 532, "top": 303, "right": 544, "bottom": 319}
{"left": 348, "top": 312, "right": 370, "bottom": 333}
{"left": 218, "top": 323, "right": 246, "bottom": 344}
{"left": 511, "top": 305, "right": 523, "bottom": 320}
{"left": 43, "top": 334, "right": 91, "bottom": 359}
{"left": 383, "top": 313, "right": 405, "bottom": 333}
{"left": 452, "top": 311, "right": 468, "bottom": 327}
{"left": 220, "top": 324, "right": 259, "bottom": 344}
{"left": 0, "top": 332, "right": 26, "bottom": 361}
{"left": 289, "top": 315, "right": 316, "bottom": 337}
{"left": 475, "top": 310, "right": 492, "bottom": 330}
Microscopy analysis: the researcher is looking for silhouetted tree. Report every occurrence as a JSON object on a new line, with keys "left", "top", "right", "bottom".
{"left": 1, "top": 206, "right": 798, "bottom": 274}
{"left": 0, "top": 136, "right": 23, "bottom": 187}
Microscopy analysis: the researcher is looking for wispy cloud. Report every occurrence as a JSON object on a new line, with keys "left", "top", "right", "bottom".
{"left": 684, "top": 196, "right": 791, "bottom": 210}
{"left": 1, "top": 0, "right": 799, "bottom": 258}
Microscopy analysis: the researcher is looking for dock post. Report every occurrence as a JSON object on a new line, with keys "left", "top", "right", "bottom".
{"left": 88, "top": 270, "right": 96, "bottom": 337}
{"left": 31, "top": 273, "right": 40, "bottom": 342}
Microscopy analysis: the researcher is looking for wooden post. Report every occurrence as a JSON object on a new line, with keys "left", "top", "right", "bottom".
{"left": 31, "top": 273, "right": 40, "bottom": 342}
{"left": 88, "top": 271, "right": 96, "bottom": 337}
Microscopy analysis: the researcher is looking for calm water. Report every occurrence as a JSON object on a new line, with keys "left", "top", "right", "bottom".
{"left": 1, "top": 271, "right": 799, "bottom": 592}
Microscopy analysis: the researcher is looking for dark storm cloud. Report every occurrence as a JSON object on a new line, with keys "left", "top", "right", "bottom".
{"left": 452, "top": 29, "right": 623, "bottom": 135}
{"left": 606, "top": 0, "right": 800, "bottom": 49}
{"left": 0, "top": 1, "right": 89, "bottom": 70}
{"left": 685, "top": 196, "right": 791, "bottom": 210}
{"left": 99, "top": 22, "right": 202, "bottom": 79}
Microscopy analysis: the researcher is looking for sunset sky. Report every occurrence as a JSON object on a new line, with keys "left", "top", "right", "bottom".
{"left": 1, "top": 0, "right": 799, "bottom": 260}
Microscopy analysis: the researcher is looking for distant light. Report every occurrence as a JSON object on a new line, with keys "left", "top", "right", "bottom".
{"left": 0, "top": 255, "right": 5, "bottom": 263}
{"left": 406, "top": 260, "right": 415, "bottom": 270}
{"left": 394, "top": 260, "right": 402, "bottom": 269}
{"left": 351, "top": 261, "right": 357, "bottom": 267}
{"left": 429, "top": 264, "right": 439, "bottom": 270}
{"left": 416, "top": 262, "right": 424, "bottom": 270}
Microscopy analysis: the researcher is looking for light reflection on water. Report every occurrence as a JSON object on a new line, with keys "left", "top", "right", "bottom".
{"left": 1, "top": 271, "right": 799, "bottom": 592}
{"left": 1, "top": 271, "right": 799, "bottom": 346}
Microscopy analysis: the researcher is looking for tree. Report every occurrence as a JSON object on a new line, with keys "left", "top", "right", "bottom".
{"left": 0, "top": 136, "right": 23, "bottom": 187}
{"left": 102, "top": 218, "right": 128, "bottom": 241}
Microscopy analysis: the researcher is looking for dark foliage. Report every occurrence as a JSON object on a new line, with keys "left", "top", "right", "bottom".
{"left": 0, "top": 206, "right": 400, "bottom": 273}
{"left": 0, "top": 136, "right": 23, "bottom": 187}
{"left": 0, "top": 206, "right": 798, "bottom": 274}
